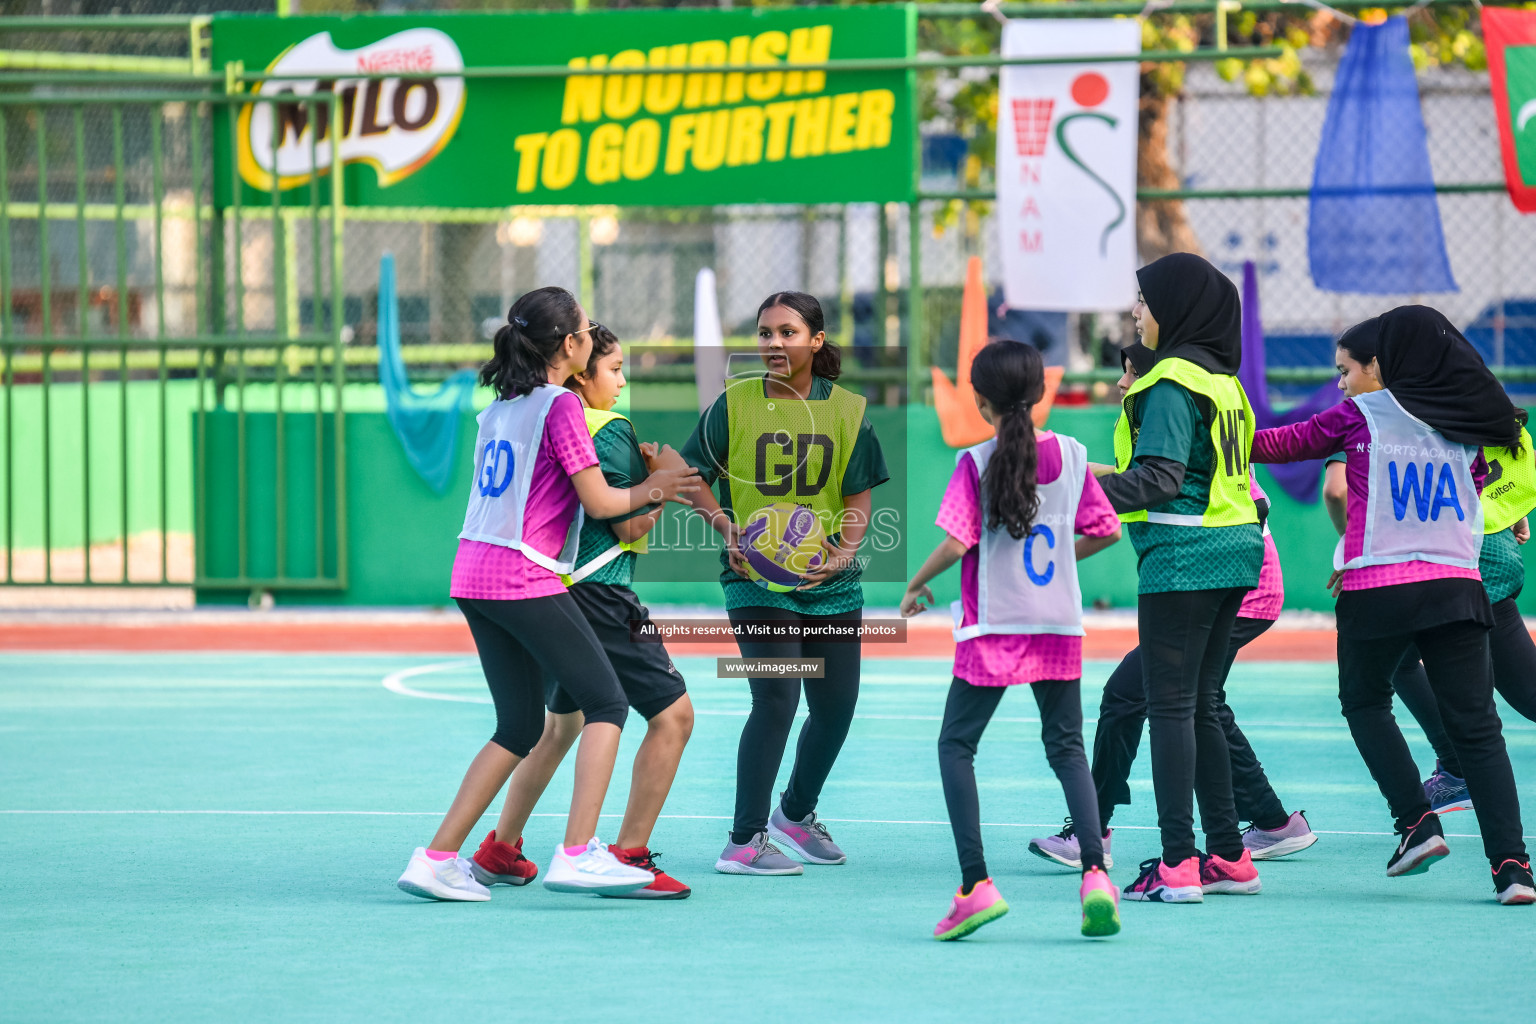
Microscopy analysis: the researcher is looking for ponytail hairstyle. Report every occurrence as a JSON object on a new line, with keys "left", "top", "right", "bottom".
{"left": 756, "top": 290, "right": 841, "bottom": 381}
{"left": 969, "top": 339, "right": 1046, "bottom": 540}
{"left": 563, "top": 321, "right": 619, "bottom": 392}
{"left": 481, "top": 286, "right": 586, "bottom": 400}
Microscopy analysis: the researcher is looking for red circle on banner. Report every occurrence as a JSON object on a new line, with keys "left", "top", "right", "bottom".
{"left": 1071, "top": 72, "right": 1110, "bottom": 107}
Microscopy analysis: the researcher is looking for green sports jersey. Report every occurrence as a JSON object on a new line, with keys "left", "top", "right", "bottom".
{"left": 1124, "top": 380, "right": 1263, "bottom": 594}
{"left": 1480, "top": 527, "right": 1525, "bottom": 604}
{"left": 680, "top": 375, "right": 889, "bottom": 613}
{"left": 569, "top": 417, "right": 654, "bottom": 588}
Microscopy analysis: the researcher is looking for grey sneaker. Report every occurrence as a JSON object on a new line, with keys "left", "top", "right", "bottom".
{"left": 1027, "top": 818, "right": 1114, "bottom": 870}
{"left": 1242, "top": 810, "right": 1320, "bottom": 861}
{"left": 715, "top": 832, "right": 804, "bottom": 876}
{"left": 768, "top": 806, "right": 847, "bottom": 865}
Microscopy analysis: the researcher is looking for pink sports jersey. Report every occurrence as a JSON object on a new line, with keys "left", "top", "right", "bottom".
{"left": 936, "top": 431, "right": 1122, "bottom": 687}
{"left": 449, "top": 389, "right": 599, "bottom": 601}
{"left": 1240, "top": 478, "right": 1284, "bottom": 621}
{"left": 1252, "top": 399, "right": 1485, "bottom": 592}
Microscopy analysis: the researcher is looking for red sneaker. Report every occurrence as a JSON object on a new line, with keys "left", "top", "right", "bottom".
{"left": 469, "top": 831, "right": 538, "bottom": 886}
{"left": 604, "top": 845, "right": 691, "bottom": 900}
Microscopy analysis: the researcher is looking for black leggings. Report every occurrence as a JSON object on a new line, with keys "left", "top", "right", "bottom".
{"left": 1139, "top": 587, "right": 1249, "bottom": 864}
{"left": 456, "top": 595, "right": 628, "bottom": 757}
{"left": 1093, "top": 616, "right": 1289, "bottom": 831}
{"left": 1393, "top": 596, "right": 1536, "bottom": 777}
{"left": 727, "top": 605, "right": 861, "bottom": 843}
{"left": 1337, "top": 617, "right": 1527, "bottom": 864}
{"left": 939, "top": 677, "right": 1102, "bottom": 887}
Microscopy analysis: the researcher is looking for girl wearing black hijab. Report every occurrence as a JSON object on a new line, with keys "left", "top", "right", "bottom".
{"left": 1032, "top": 342, "right": 1317, "bottom": 873}
{"left": 1094, "top": 254, "right": 1268, "bottom": 903}
{"left": 1252, "top": 305, "right": 1534, "bottom": 905}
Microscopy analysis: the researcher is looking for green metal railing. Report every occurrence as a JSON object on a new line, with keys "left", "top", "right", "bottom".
{"left": 0, "top": 90, "right": 346, "bottom": 593}
{"left": 0, "top": 1, "right": 1514, "bottom": 595}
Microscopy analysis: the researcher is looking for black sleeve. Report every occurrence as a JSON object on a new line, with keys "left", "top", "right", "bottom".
{"left": 1098, "top": 456, "right": 1187, "bottom": 515}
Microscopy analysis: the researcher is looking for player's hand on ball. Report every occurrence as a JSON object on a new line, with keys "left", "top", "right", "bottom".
{"left": 797, "top": 540, "right": 852, "bottom": 590}
{"left": 723, "top": 522, "right": 751, "bottom": 578}
{"left": 900, "top": 584, "right": 934, "bottom": 618}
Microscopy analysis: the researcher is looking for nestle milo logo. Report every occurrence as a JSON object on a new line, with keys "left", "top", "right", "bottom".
{"left": 237, "top": 29, "right": 466, "bottom": 191}
{"left": 1508, "top": 45, "right": 1536, "bottom": 186}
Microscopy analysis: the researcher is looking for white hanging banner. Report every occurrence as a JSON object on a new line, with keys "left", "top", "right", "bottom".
{"left": 997, "top": 20, "right": 1140, "bottom": 311}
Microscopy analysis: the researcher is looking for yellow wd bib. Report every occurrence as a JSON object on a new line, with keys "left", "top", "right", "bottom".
{"left": 1111, "top": 357, "right": 1259, "bottom": 528}
{"left": 1481, "top": 427, "right": 1536, "bottom": 535}
{"left": 559, "top": 405, "right": 648, "bottom": 586}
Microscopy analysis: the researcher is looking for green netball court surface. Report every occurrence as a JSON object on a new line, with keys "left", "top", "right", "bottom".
{"left": 3, "top": 651, "right": 1533, "bottom": 1023}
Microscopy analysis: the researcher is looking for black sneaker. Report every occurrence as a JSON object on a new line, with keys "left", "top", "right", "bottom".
{"left": 1387, "top": 810, "right": 1450, "bottom": 877}
{"left": 1493, "top": 859, "right": 1536, "bottom": 905}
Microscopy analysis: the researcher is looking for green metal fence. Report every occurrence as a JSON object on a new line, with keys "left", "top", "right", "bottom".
{"left": 0, "top": 1, "right": 1521, "bottom": 598}
{"left": 0, "top": 90, "right": 346, "bottom": 591}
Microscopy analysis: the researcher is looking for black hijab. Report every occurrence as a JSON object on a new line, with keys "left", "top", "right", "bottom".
{"left": 1119, "top": 342, "right": 1158, "bottom": 378}
{"left": 1374, "top": 305, "right": 1520, "bottom": 450}
{"left": 1135, "top": 253, "right": 1242, "bottom": 376}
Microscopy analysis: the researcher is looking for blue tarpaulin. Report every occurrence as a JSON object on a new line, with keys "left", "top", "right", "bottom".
{"left": 1308, "top": 16, "right": 1457, "bottom": 294}
{"left": 377, "top": 253, "right": 479, "bottom": 494}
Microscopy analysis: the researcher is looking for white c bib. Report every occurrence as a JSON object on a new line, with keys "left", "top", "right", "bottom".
{"left": 952, "top": 434, "right": 1087, "bottom": 640}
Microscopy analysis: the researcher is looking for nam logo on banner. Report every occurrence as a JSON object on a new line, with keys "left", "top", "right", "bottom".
{"left": 1485, "top": 7, "right": 1536, "bottom": 213}
{"left": 996, "top": 20, "right": 1139, "bottom": 311}
{"left": 211, "top": 7, "right": 914, "bottom": 209}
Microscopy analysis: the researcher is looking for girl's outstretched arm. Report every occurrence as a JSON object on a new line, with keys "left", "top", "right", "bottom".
{"left": 900, "top": 535, "right": 969, "bottom": 617}
{"left": 571, "top": 451, "right": 700, "bottom": 520}
{"left": 1074, "top": 526, "right": 1120, "bottom": 561}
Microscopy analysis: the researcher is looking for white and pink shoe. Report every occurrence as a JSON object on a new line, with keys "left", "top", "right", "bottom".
{"left": 1122, "top": 856, "right": 1203, "bottom": 903}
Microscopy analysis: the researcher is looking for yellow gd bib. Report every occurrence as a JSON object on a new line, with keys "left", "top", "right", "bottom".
{"left": 1481, "top": 427, "right": 1536, "bottom": 535}
{"left": 725, "top": 376, "right": 866, "bottom": 536}
{"left": 1111, "top": 357, "right": 1259, "bottom": 528}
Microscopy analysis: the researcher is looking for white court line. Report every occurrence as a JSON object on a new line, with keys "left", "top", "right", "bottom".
{"left": 380, "top": 659, "right": 1536, "bottom": 732}
{"left": 0, "top": 808, "right": 1524, "bottom": 840}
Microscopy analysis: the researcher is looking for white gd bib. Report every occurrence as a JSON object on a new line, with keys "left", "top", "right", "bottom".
{"left": 952, "top": 434, "right": 1087, "bottom": 640}
{"left": 459, "top": 386, "right": 584, "bottom": 575}
{"left": 1342, "top": 389, "right": 1483, "bottom": 571}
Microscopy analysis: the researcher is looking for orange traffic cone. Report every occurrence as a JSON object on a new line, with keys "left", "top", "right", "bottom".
{"left": 932, "top": 256, "right": 1063, "bottom": 446}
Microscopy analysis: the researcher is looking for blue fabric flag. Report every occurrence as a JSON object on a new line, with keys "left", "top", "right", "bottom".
{"left": 1308, "top": 16, "right": 1457, "bottom": 294}
{"left": 1238, "top": 261, "right": 1341, "bottom": 504}
{"left": 378, "top": 253, "right": 479, "bottom": 494}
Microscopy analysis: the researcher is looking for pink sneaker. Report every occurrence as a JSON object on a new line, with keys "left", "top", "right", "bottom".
{"left": 1200, "top": 850, "right": 1262, "bottom": 895}
{"left": 1122, "top": 856, "right": 1203, "bottom": 903}
{"left": 1079, "top": 867, "right": 1121, "bottom": 937}
{"left": 933, "top": 879, "right": 1009, "bottom": 941}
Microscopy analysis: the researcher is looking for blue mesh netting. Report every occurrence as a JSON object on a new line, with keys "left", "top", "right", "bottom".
{"left": 1308, "top": 17, "right": 1457, "bottom": 295}
{"left": 377, "top": 253, "right": 479, "bottom": 495}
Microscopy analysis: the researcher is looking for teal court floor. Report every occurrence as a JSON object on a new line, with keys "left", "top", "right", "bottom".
{"left": 2, "top": 652, "right": 1534, "bottom": 1022}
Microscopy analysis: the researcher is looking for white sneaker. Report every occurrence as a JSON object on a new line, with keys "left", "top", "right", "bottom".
{"left": 397, "top": 848, "right": 492, "bottom": 902}
{"left": 542, "top": 836, "right": 655, "bottom": 895}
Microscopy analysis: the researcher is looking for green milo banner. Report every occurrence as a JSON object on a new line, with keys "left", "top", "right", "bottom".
{"left": 210, "top": 7, "right": 915, "bottom": 208}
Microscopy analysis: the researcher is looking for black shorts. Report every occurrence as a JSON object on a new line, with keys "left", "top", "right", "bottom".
{"left": 546, "top": 582, "right": 687, "bottom": 720}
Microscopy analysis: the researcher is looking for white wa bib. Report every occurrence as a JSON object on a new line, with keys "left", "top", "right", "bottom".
{"left": 1342, "top": 389, "right": 1483, "bottom": 571}
{"left": 459, "top": 386, "right": 584, "bottom": 575}
{"left": 952, "top": 434, "right": 1087, "bottom": 640}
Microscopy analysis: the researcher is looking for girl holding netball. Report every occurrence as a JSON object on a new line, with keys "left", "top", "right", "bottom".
{"left": 680, "top": 291, "right": 889, "bottom": 876}
{"left": 469, "top": 323, "right": 696, "bottom": 900}
{"left": 1252, "top": 305, "right": 1533, "bottom": 905}
{"left": 901, "top": 338, "right": 1123, "bottom": 940}
{"left": 396, "top": 288, "right": 700, "bottom": 902}
{"left": 1089, "top": 253, "right": 1265, "bottom": 904}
